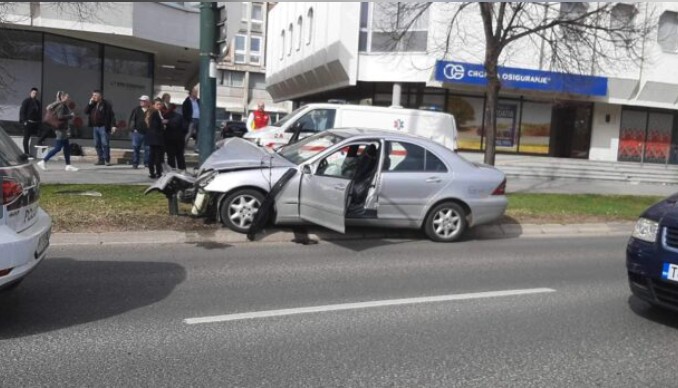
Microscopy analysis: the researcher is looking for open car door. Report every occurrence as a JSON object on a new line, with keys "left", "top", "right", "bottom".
{"left": 298, "top": 168, "right": 350, "bottom": 234}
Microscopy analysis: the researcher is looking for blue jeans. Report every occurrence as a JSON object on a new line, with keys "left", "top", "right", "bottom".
{"left": 93, "top": 126, "right": 110, "bottom": 162}
{"left": 44, "top": 138, "right": 71, "bottom": 165}
{"left": 131, "top": 131, "right": 149, "bottom": 166}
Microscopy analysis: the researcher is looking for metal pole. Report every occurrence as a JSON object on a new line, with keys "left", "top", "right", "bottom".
{"left": 199, "top": 2, "right": 218, "bottom": 165}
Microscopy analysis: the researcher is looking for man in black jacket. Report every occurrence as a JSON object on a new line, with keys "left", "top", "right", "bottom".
{"left": 19, "top": 87, "right": 41, "bottom": 156}
{"left": 85, "top": 90, "right": 116, "bottom": 166}
{"left": 182, "top": 87, "right": 200, "bottom": 150}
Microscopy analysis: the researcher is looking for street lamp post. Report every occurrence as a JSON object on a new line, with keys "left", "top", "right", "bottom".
{"left": 198, "top": 2, "right": 218, "bottom": 165}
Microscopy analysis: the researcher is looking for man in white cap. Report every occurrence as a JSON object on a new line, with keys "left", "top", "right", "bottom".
{"left": 127, "top": 95, "right": 151, "bottom": 169}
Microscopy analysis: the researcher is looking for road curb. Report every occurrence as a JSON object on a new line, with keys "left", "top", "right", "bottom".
{"left": 50, "top": 222, "right": 634, "bottom": 246}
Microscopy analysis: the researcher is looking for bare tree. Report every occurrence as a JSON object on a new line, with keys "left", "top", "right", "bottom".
{"left": 378, "top": 2, "right": 655, "bottom": 165}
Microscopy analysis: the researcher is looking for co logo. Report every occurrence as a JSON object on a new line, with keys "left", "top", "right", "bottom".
{"left": 443, "top": 64, "right": 465, "bottom": 80}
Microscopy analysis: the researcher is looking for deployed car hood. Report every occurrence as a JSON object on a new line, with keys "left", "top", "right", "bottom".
{"left": 200, "top": 137, "right": 295, "bottom": 173}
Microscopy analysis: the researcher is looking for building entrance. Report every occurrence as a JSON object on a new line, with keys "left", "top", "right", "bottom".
{"left": 550, "top": 102, "right": 593, "bottom": 159}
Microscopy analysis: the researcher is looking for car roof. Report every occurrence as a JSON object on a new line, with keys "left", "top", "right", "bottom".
{"left": 328, "top": 127, "right": 444, "bottom": 145}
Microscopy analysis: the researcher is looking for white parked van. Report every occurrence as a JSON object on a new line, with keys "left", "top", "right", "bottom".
{"left": 244, "top": 103, "right": 458, "bottom": 150}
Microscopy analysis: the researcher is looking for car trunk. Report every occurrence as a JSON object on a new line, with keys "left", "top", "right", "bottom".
{"left": 0, "top": 128, "right": 41, "bottom": 233}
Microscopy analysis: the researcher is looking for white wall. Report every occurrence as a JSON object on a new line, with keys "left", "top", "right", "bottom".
{"left": 589, "top": 103, "right": 621, "bottom": 162}
{"left": 266, "top": 2, "right": 360, "bottom": 100}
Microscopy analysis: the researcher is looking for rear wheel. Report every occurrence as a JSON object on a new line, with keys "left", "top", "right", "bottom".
{"left": 424, "top": 202, "right": 467, "bottom": 242}
{"left": 220, "top": 189, "right": 265, "bottom": 234}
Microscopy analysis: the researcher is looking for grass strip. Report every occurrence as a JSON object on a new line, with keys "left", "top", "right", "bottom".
{"left": 40, "top": 184, "right": 663, "bottom": 232}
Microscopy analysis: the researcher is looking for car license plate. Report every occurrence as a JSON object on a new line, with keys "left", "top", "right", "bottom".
{"left": 662, "top": 263, "right": 678, "bottom": 282}
{"left": 35, "top": 227, "right": 51, "bottom": 259}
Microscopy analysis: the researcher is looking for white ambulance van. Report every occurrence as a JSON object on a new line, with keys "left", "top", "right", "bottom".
{"left": 243, "top": 103, "right": 458, "bottom": 151}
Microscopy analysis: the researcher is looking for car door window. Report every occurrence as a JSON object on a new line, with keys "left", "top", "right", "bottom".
{"left": 384, "top": 141, "right": 425, "bottom": 172}
{"left": 295, "top": 109, "right": 336, "bottom": 133}
{"left": 383, "top": 141, "right": 447, "bottom": 173}
{"left": 316, "top": 142, "right": 378, "bottom": 179}
{"left": 425, "top": 151, "right": 448, "bottom": 172}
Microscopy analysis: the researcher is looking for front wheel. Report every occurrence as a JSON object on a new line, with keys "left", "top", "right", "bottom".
{"left": 220, "top": 189, "right": 265, "bottom": 234}
{"left": 424, "top": 202, "right": 468, "bottom": 242}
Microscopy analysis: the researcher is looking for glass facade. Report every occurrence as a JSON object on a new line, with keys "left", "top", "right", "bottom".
{"left": 0, "top": 30, "right": 43, "bottom": 132}
{"left": 0, "top": 30, "right": 154, "bottom": 138}
{"left": 618, "top": 107, "right": 676, "bottom": 164}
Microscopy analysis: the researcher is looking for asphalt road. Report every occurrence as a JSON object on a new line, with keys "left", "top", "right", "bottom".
{"left": 2, "top": 236, "right": 677, "bottom": 387}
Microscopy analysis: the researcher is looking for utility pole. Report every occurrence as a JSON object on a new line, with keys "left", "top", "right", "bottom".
{"left": 198, "top": 2, "right": 218, "bottom": 164}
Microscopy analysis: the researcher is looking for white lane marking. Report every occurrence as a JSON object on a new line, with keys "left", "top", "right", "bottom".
{"left": 184, "top": 288, "right": 556, "bottom": 325}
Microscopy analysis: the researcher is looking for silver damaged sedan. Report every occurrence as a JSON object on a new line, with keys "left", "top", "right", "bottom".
{"left": 149, "top": 129, "right": 508, "bottom": 242}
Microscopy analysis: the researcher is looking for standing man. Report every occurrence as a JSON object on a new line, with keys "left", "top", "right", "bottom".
{"left": 128, "top": 95, "right": 151, "bottom": 169}
{"left": 246, "top": 101, "right": 270, "bottom": 132}
{"left": 19, "top": 87, "right": 42, "bottom": 156}
{"left": 85, "top": 90, "right": 116, "bottom": 166}
{"left": 182, "top": 87, "right": 200, "bottom": 150}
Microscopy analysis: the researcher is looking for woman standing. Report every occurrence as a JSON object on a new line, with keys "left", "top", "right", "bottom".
{"left": 37, "top": 91, "right": 78, "bottom": 172}
{"left": 145, "top": 98, "right": 166, "bottom": 178}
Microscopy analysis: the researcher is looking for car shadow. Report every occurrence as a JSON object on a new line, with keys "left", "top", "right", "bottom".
{"left": 627, "top": 295, "right": 678, "bottom": 329}
{"left": 0, "top": 257, "right": 186, "bottom": 339}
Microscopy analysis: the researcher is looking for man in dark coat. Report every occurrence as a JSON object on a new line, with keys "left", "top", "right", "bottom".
{"left": 182, "top": 87, "right": 200, "bottom": 150}
{"left": 85, "top": 89, "right": 116, "bottom": 166}
{"left": 164, "top": 103, "right": 187, "bottom": 172}
{"left": 19, "top": 87, "right": 42, "bottom": 156}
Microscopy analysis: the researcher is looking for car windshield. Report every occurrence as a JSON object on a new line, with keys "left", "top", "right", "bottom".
{"left": 277, "top": 132, "right": 346, "bottom": 165}
{"left": 269, "top": 106, "right": 306, "bottom": 127}
{"left": 0, "top": 126, "right": 27, "bottom": 167}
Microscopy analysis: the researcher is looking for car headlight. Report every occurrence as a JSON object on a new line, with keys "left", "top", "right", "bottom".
{"left": 632, "top": 218, "right": 659, "bottom": 243}
{"left": 196, "top": 170, "right": 218, "bottom": 188}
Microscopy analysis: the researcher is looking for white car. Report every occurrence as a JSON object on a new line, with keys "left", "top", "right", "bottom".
{"left": 0, "top": 127, "right": 51, "bottom": 291}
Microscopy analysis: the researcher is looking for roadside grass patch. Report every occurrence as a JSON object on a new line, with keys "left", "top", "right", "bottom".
{"left": 506, "top": 193, "right": 663, "bottom": 223}
{"left": 41, "top": 184, "right": 214, "bottom": 233}
{"left": 40, "top": 185, "right": 664, "bottom": 232}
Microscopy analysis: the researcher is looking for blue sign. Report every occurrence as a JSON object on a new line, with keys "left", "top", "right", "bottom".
{"left": 435, "top": 60, "right": 608, "bottom": 97}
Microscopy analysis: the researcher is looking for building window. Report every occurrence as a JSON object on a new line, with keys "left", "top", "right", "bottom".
{"left": 280, "top": 30, "right": 285, "bottom": 60}
{"left": 249, "top": 73, "right": 266, "bottom": 90}
{"left": 234, "top": 35, "right": 246, "bottom": 63}
{"left": 658, "top": 11, "right": 678, "bottom": 53}
{"left": 611, "top": 3, "right": 637, "bottom": 29}
{"left": 221, "top": 70, "right": 245, "bottom": 87}
{"left": 288, "top": 23, "right": 294, "bottom": 56}
{"left": 250, "top": 36, "right": 262, "bottom": 65}
{"left": 251, "top": 2, "right": 263, "bottom": 31}
{"left": 359, "top": 2, "right": 369, "bottom": 52}
{"left": 370, "top": 2, "right": 428, "bottom": 52}
{"left": 559, "top": 2, "right": 588, "bottom": 39}
{"left": 297, "top": 16, "right": 303, "bottom": 50}
{"left": 307, "top": 8, "right": 314, "bottom": 45}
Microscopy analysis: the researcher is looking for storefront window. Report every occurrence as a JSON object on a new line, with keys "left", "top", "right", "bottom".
{"left": 519, "top": 101, "right": 552, "bottom": 154}
{"left": 617, "top": 108, "right": 674, "bottom": 164}
{"left": 0, "top": 30, "right": 43, "bottom": 128}
{"left": 494, "top": 99, "right": 520, "bottom": 153}
{"left": 645, "top": 112, "right": 673, "bottom": 164}
{"left": 103, "top": 46, "right": 153, "bottom": 139}
{"left": 618, "top": 109, "right": 646, "bottom": 162}
{"left": 43, "top": 35, "right": 102, "bottom": 138}
{"left": 447, "top": 95, "right": 484, "bottom": 151}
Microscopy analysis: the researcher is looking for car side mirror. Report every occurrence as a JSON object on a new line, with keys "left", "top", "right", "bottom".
{"left": 301, "top": 165, "right": 312, "bottom": 175}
